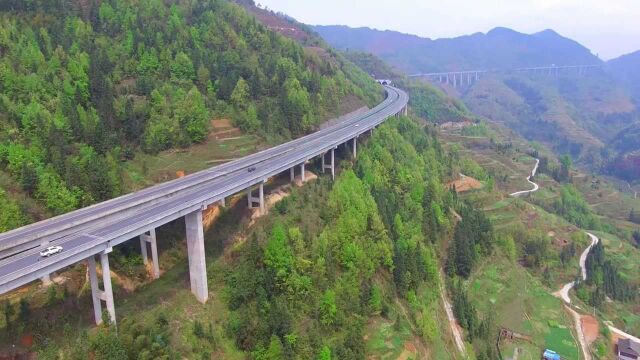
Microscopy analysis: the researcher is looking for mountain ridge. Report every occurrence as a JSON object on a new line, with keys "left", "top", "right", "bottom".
{"left": 313, "top": 25, "right": 602, "bottom": 73}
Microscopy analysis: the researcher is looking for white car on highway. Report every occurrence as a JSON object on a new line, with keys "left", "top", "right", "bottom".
{"left": 40, "top": 246, "right": 63, "bottom": 257}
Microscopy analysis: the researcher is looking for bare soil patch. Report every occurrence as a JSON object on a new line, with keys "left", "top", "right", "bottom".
{"left": 581, "top": 315, "right": 599, "bottom": 344}
{"left": 448, "top": 174, "right": 482, "bottom": 193}
{"left": 211, "top": 118, "right": 233, "bottom": 129}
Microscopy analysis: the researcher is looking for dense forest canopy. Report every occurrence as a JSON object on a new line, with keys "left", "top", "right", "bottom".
{"left": 0, "top": 0, "right": 382, "bottom": 224}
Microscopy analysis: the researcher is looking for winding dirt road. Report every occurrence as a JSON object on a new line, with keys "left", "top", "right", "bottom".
{"left": 554, "top": 232, "right": 599, "bottom": 304}
{"left": 512, "top": 158, "right": 592, "bottom": 359}
{"left": 553, "top": 232, "right": 599, "bottom": 360}
{"left": 439, "top": 271, "right": 466, "bottom": 357}
{"left": 510, "top": 158, "right": 540, "bottom": 197}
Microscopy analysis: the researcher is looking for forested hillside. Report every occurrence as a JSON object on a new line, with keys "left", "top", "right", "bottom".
{"left": 0, "top": 0, "right": 381, "bottom": 228}
{"left": 224, "top": 116, "right": 454, "bottom": 358}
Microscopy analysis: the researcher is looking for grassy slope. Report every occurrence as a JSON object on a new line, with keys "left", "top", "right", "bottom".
{"left": 460, "top": 72, "right": 639, "bottom": 174}
{"left": 441, "top": 117, "right": 640, "bottom": 358}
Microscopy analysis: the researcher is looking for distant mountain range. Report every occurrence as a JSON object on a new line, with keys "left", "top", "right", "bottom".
{"left": 607, "top": 50, "right": 640, "bottom": 102}
{"left": 312, "top": 24, "right": 640, "bottom": 180}
{"left": 312, "top": 25, "right": 602, "bottom": 73}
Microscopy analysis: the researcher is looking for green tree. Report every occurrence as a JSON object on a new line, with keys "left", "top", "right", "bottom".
{"left": 170, "top": 52, "right": 195, "bottom": 81}
{"left": 176, "top": 87, "right": 209, "bottom": 143}
{"left": 319, "top": 289, "right": 337, "bottom": 326}
{"left": 231, "top": 77, "right": 250, "bottom": 111}
{"left": 2, "top": 300, "right": 14, "bottom": 326}
{"left": 318, "top": 345, "right": 332, "bottom": 360}
{"left": 264, "top": 223, "right": 294, "bottom": 281}
{"left": 18, "top": 298, "right": 30, "bottom": 322}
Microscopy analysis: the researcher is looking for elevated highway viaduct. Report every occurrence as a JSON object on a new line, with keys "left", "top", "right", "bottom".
{"left": 0, "top": 85, "right": 409, "bottom": 325}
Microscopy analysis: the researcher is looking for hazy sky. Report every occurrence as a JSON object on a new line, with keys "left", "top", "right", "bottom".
{"left": 257, "top": 0, "right": 640, "bottom": 60}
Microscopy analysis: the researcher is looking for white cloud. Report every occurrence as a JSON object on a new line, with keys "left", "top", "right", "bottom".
{"left": 258, "top": 0, "right": 640, "bottom": 59}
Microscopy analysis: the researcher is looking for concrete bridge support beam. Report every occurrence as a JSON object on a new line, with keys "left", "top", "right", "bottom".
{"left": 330, "top": 148, "right": 335, "bottom": 180}
{"left": 300, "top": 163, "right": 306, "bottom": 182}
{"left": 88, "top": 250, "right": 116, "bottom": 325}
{"left": 290, "top": 167, "right": 295, "bottom": 182}
{"left": 185, "top": 210, "right": 208, "bottom": 303}
{"left": 247, "top": 183, "right": 265, "bottom": 215}
{"left": 352, "top": 137, "right": 357, "bottom": 159}
{"left": 322, "top": 149, "right": 335, "bottom": 180}
{"left": 140, "top": 229, "right": 160, "bottom": 279}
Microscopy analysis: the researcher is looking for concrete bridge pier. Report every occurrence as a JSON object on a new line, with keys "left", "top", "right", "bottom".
{"left": 185, "top": 210, "right": 208, "bottom": 303}
{"left": 329, "top": 148, "right": 335, "bottom": 180}
{"left": 352, "top": 137, "right": 357, "bottom": 159}
{"left": 140, "top": 229, "right": 160, "bottom": 279}
{"left": 247, "top": 182, "right": 265, "bottom": 214}
{"left": 290, "top": 167, "right": 295, "bottom": 182}
{"left": 322, "top": 149, "right": 335, "bottom": 180}
{"left": 88, "top": 250, "right": 116, "bottom": 325}
{"left": 300, "top": 163, "right": 306, "bottom": 182}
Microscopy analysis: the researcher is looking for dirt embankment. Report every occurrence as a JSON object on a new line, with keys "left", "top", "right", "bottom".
{"left": 447, "top": 174, "right": 482, "bottom": 193}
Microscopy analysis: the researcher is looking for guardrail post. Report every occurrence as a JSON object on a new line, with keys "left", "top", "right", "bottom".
{"left": 185, "top": 210, "right": 208, "bottom": 303}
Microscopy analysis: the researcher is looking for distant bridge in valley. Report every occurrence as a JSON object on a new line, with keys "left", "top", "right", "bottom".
{"left": 409, "top": 64, "right": 603, "bottom": 87}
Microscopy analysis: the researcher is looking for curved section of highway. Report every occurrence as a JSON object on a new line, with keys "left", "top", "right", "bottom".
{"left": 0, "top": 85, "right": 409, "bottom": 294}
